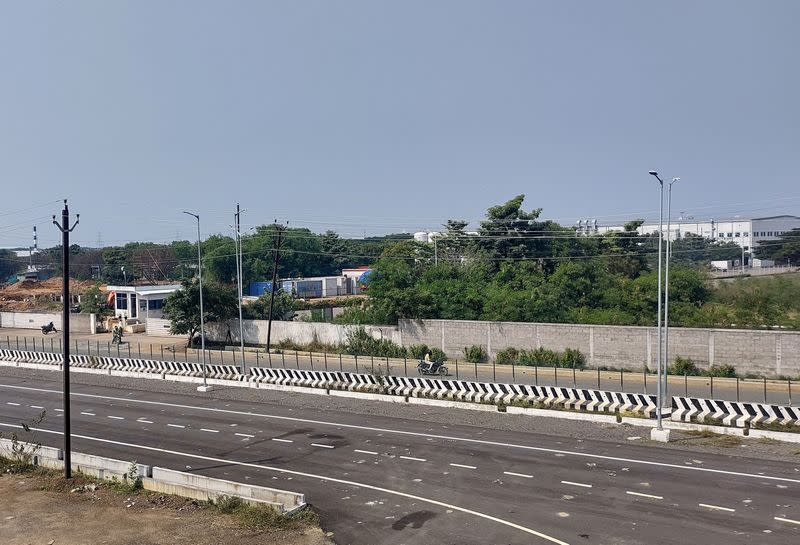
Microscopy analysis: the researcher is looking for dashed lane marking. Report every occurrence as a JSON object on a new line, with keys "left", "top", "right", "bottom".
{"left": 167, "top": 424, "right": 185, "bottom": 429}
{"left": 626, "top": 491, "right": 663, "bottom": 500}
{"left": 311, "top": 443, "right": 335, "bottom": 449}
{"left": 774, "top": 516, "right": 800, "bottom": 526}
{"left": 504, "top": 471, "right": 533, "bottom": 479}
{"left": 400, "top": 456, "right": 427, "bottom": 462}
{"left": 449, "top": 463, "right": 477, "bottom": 470}
{"left": 6, "top": 402, "right": 19, "bottom": 406}
{"left": 698, "top": 503, "right": 735, "bottom": 513}
{"left": 561, "top": 481, "right": 592, "bottom": 489}
{"left": 107, "top": 416, "right": 124, "bottom": 420}
{"left": 137, "top": 419, "right": 154, "bottom": 424}
{"left": 30, "top": 405, "right": 44, "bottom": 409}
{"left": 354, "top": 449, "right": 379, "bottom": 455}
{"left": 80, "top": 412, "right": 96, "bottom": 416}
{"left": 200, "top": 428, "right": 219, "bottom": 433}
{"left": 235, "top": 433, "right": 254, "bottom": 438}
{"left": 271, "top": 438, "right": 293, "bottom": 443}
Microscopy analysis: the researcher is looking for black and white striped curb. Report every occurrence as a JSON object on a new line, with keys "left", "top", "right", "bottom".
{"left": 0, "top": 349, "right": 62, "bottom": 364}
{"left": 671, "top": 396, "right": 800, "bottom": 427}
{"left": 249, "top": 367, "right": 380, "bottom": 391}
{"left": 381, "top": 376, "right": 659, "bottom": 416}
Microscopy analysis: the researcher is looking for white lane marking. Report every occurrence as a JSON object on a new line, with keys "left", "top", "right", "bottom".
{"left": 137, "top": 419, "right": 154, "bottom": 424}
{"left": 107, "top": 416, "right": 124, "bottom": 420}
{"left": 774, "top": 516, "right": 800, "bottom": 525}
{"left": 354, "top": 449, "right": 378, "bottom": 455}
{"left": 450, "top": 463, "right": 477, "bottom": 470}
{"left": 200, "top": 428, "right": 219, "bottom": 433}
{"left": 504, "top": 471, "right": 533, "bottom": 479}
{"left": 400, "top": 455, "right": 427, "bottom": 462}
{"left": 0, "top": 422, "right": 570, "bottom": 545}
{"left": 167, "top": 424, "right": 185, "bottom": 429}
{"left": 30, "top": 405, "right": 44, "bottom": 409}
{"left": 561, "top": 481, "right": 592, "bottom": 489}
{"left": 53, "top": 408, "right": 63, "bottom": 412}
{"left": 80, "top": 412, "right": 96, "bottom": 416}
{"left": 698, "top": 503, "right": 735, "bottom": 513}
{"left": 235, "top": 433, "right": 254, "bottom": 438}
{"left": 271, "top": 438, "right": 293, "bottom": 443}
{"left": 311, "top": 443, "right": 334, "bottom": 449}
{"left": 4, "top": 382, "right": 799, "bottom": 485}
{"left": 626, "top": 491, "right": 663, "bottom": 500}
{"left": 6, "top": 402, "right": 20, "bottom": 406}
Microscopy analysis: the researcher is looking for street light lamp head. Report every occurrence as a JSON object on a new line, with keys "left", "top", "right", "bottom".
{"left": 671, "top": 177, "right": 680, "bottom": 183}
{"left": 648, "top": 171, "right": 658, "bottom": 176}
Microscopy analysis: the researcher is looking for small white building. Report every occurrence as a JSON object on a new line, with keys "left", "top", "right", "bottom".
{"left": 106, "top": 284, "right": 182, "bottom": 324}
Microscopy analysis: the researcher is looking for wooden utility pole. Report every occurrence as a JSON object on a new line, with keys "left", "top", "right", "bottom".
{"left": 265, "top": 222, "right": 287, "bottom": 351}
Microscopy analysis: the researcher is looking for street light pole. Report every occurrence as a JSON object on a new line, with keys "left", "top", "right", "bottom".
{"left": 235, "top": 204, "right": 245, "bottom": 371}
{"left": 52, "top": 200, "right": 79, "bottom": 479}
{"left": 183, "top": 211, "right": 209, "bottom": 392}
{"left": 663, "top": 177, "right": 680, "bottom": 404}
{"left": 648, "top": 171, "right": 665, "bottom": 433}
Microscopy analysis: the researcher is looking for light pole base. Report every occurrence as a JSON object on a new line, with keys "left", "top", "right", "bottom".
{"left": 196, "top": 385, "right": 213, "bottom": 393}
{"left": 650, "top": 428, "right": 671, "bottom": 443}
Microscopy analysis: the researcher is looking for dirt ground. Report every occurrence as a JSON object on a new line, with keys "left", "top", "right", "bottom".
{"left": 0, "top": 472, "right": 333, "bottom": 545}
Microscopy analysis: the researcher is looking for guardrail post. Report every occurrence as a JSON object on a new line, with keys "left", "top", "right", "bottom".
{"left": 454, "top": 358, "right": 458, "bottom": 380}
{"left": 324, "top": 351, "right": 328, "bottom": 371}
{"left": 160, "top": 345, "right": 164, "bottom": 360}
{"left": 763, "top": 377, "right": 767, "bottom": 403}
{"left": 339, "top": 353, "right": 343, "bottom": 372}
{"left": 15, "top": 335, "right": 18, "bottom": 349}
{"left": 736, "top": 377, "right": 739, "bottom": 402}
{"left": 371, "top": 354, "right": 374, "bottom": 374}
{"left": 684, "top": 373, "right": 688, "bottom": 397}
{"left": 789, "top": 379, "right": 792, "bottom": 406}
{"left": 511, "top": 358, "right": 515, "bottom": 383}
{"left": 710, "top": 375, "right": 714, "bottom": 398}
{"left": 554, "top": 366, "right": 558, "bottom": 387}
{"left": 116, "top": 343, "right": 120, "bottom": 357}
{"left": 597, "top": 368, "right": 600, "bottom": 389}
{"left": 295, "top": 350, "right": 299, "bottom": 369}
{"left": 643, "top": 368, "right": 647, "bottom": 394}
{"left": 50, "top": 338, "right": 54, "bottom": 352}
{"left": 492, "top": 359, "right": 496, "bottom": 382}
{"left": 309, "top": 351, "right": 314, "bottom": 370}
{"left": 386, "top": 356, "right": 390, "bottom": 375}
{"left": 355, "top": 354, "right": 359, "bottom": 373}
{"left": 572, "top": 363, "right": 576, "bottom": 387}
{"left": 23, "top": 337, "right": 27, "bottom": 351}
{"left": 474, "top": 359, "right": 478, "bottom": 380}
{"left": 138, "top": 342, "right": 141, "bottom": 358}
{"left": 281, "top": 351, "right": 285, "bottom": 369}
{"left": 534, "top": 365, "right": 538, "bottom": 386}
{"left": 404, "top": 356, "right": 408, "bottom": 377}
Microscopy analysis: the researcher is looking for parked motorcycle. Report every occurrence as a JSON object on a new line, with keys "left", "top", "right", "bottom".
{"left": 41, "top": 322, "right": 57, "bottom": 335}
{"left": 417, "top": 359, "right": 448, "bottom": 376}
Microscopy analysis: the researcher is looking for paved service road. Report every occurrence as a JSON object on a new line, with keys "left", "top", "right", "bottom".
{"left": 0, "top": 329, "right": 795, "bottom": 406}
{"left": 0, "top": 373, "right": 798, "bottom": 544}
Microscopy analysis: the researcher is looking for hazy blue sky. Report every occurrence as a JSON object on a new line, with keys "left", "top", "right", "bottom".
{"left": 1, "top": 1, "right": 798, "bottom": 248}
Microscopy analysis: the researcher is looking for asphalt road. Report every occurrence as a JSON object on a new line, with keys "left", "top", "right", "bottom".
{"left": 0, "top": 372, "right": 798, "bottom": 544}
{"left": 1, "top": 329, "right": 796, "bottom": 405}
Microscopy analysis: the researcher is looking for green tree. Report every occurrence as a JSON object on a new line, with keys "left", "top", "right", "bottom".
{"left": 0, "top": 249, "right": 21, "bottom": 283}
{"left": 80, "top": 284, "right": 107, "bottom": 314}
{"left": 242, "top": 290, "right": 296, "bottom": 320}
{"left": 756, "top": 228, "right": 800, "bottom": 264}
{"left": 163, "top": 280, "right": 238, "bottom": 346}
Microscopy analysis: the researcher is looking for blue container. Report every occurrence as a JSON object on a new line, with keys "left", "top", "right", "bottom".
{"left": 249, "top": 281, "right": 281, "bottom": 297}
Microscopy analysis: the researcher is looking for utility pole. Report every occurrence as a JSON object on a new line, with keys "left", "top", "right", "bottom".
{"left": 663, "top": 178, "right": 679, "bottom": 404}
{"left": 52, "top": 200, "right": 79, "bottom": 479}
{"left": 183, "top": 211, "right": 209, "bottom": 392}
{"left": 648, "top": 171, "right": 666, "bottom": 437}
{"left": 265, "top": 222, "right": 287, "bottom": 351}
{"left": 235, "top": 204, "right": 245, "bottom": 370}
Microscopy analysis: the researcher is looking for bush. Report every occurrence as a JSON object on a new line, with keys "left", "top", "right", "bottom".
{"left": 560, "top": 348, "right": 586, "bottom": 369}
{"left": 517, "top": 348, "right": 559, "bottom": 367}
{"left": 429, "top": 347, "right": 447, "bottom": 362}
{"left": 669, "top": 356, "right": 701, "bottom": 376}
{"left": 705, "top": 364, "right": 736, "bottom": 378}
{"left": 344, "top": 327, "right": 407, "bottom": 358}
{"left": 463, "top": 345, "right": 487, "bottom": 363}
{"left": 495, "top": 347, "right": 520, "bottom": 365}
{"left": 408, "top": 344, "right": 431, "bottom": 360}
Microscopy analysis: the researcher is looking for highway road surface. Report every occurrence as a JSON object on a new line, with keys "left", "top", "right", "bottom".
{"left": 0, "top": 369, "right": 798, "bottom": 544}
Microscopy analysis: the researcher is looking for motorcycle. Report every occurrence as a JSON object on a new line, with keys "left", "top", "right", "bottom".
{"left": 417, "top": 359, "right": 448, "bottom": 376}
{"left": 111, "top": 326, "right": 124, "bottom": 345}
{"left": 41, "top": 322, "right": 57, "bottom": 335}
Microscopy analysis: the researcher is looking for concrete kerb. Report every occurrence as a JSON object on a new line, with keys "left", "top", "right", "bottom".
{"left": 0, "top": 438, "right": 306, "bottom": 513}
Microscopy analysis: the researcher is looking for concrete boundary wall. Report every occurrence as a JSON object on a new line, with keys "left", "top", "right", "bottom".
{"left": 0, "top": 311, "right": 95, "bottom": 334}
{"left": 0, "top": 438, "right": 305, "bottom": 513}
{"left": 398, "top": 319, "right": 800, "bottom": 377}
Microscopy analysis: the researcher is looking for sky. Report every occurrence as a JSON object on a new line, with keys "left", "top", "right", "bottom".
{"left": 1, "top": 1, "right": 798, "bottom": 249}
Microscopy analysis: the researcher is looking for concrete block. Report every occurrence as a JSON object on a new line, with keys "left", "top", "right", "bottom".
{"left": 650, "top": 428, "right": 671, "bottom": 442}
{"left": 196, "top": 384, "right": 213, "bottom": 392}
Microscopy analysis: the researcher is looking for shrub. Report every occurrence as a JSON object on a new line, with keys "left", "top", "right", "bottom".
{"left": 408, "top": 344, "right": 431, "bottom": 360}
{"left": 343, "top": 327, "right": 406, "bottom": 358}
{"left": 495, "top": 347, "right": 520, "bottom": 365}
{"left": 429, "top": 347, "right": 447, "bottom": 362}
{"left": 517, "top": 348, "right": 559, "bottom": 367}
{"left": 669, "top": 356, "right": 701, "bottom": 376}
{"left": 463, "top": 345, "right": 487, "bottom": 363}
{"left": 704, "top": 364, "right": 736, "bottom": 378}
{"left": 560, "top": 348, "right": 586, "bottom": 369}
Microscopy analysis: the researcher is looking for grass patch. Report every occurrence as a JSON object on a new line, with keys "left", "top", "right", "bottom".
{"left": 211, "top": 495, "right": 319, "bottom": 532}
{"left": 684, "top": 429, "right": 743, "bottom": 447}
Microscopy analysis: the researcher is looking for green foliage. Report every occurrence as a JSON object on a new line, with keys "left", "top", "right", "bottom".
{"left": 243, "top": 291, "right": 295, "bottom": 321}
{"left": 80, "top": 284, "right": 108, "bottom": 315}
{"left": 163, "top": 279, "right": 238, "bottom": 345}
{"left": 756, "top": 228, "right": 800, "bottom": 264}
{"left": 705, "top": 364, "right": 737, "bottom": 378}
{"left": 343, "top": 327, "right": 407, "bottom": 358}
{"left": 0, "top": 249, "right": 21, "bottom": 282}
{"left": 463, "top": 345, "right": 487, "bottom": 363}
{"left": 669, "top": 356, "right": 701, "bottom": 376}
{"left": 494, "top": 347, "right": 585, "bottom": 368}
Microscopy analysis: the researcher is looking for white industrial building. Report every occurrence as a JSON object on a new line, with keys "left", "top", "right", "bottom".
{"left": 595, "top": 215, "right": 800, "bottom": 251}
